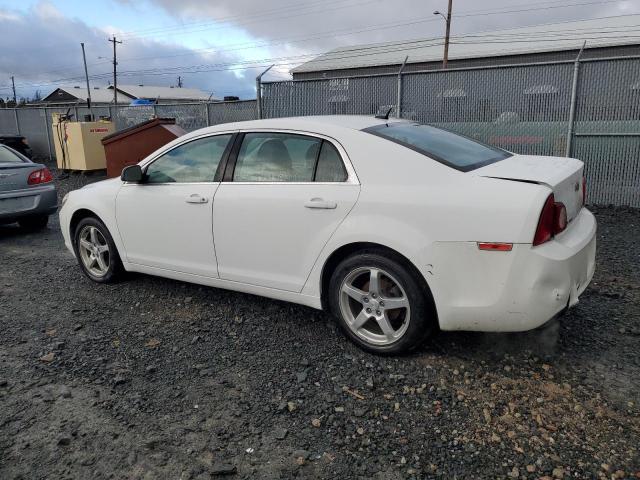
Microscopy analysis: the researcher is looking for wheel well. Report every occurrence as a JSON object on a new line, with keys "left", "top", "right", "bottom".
{"left": 320, "top": 242, "right": 437, "bottom": 318}
{"left": 69, "top": 209, "right": 102, "bottom": 241}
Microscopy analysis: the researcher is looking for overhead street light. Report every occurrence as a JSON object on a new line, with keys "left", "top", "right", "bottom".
{"left": 433, "top": 0, "right": 453, "bottom": 69}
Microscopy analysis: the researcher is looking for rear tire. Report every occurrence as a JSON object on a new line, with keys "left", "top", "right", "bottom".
{"left": 73, "top": 217, "right": 123, "bottom": 283}
{"left": 328, "top": 250, "right": 436, "bottom": 354}
{"left": 18, "top": 215, "right": 48, "bottom": 231}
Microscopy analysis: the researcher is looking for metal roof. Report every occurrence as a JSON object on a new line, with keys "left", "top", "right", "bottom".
{"left": 291, "top": 15, "right": 640, "bottom": 73}
{"left": 111, "top": 85, "right": 211, "bottom": 101}
{"left": 43, "top": 85, "right": 132, "bottom": 104}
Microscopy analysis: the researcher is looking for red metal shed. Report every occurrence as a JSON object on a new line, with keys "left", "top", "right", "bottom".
{"left": 101, "top": 118, "right": 186, "bottom": 178}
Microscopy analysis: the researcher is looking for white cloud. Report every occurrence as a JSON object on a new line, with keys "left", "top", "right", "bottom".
{"left": 0, "top": 4, "right": 256, "bottom": 100}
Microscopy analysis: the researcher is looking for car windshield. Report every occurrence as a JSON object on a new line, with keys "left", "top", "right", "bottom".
{"left": 363, "top": 123, "right": 511, "bottom": 171}
{"left": 0, "top": 146, "right": 26, "bottom": 163}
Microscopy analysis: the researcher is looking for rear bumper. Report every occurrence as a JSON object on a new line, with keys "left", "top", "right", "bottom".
{"left": 431, "top": 208, "right": 597, "bottom": 332}
{"left": 0, "top": 184, "right": 58, "bottom": 222}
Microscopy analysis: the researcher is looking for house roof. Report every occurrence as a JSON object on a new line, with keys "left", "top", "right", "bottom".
{"left": 291, "top": 14, "right": 640, "bottom": 74}
{"left": 111, "top": 85, "right": 211, "bottom": 101}
{"left": 42, "top": 85, "right": 132, "bottom": 104}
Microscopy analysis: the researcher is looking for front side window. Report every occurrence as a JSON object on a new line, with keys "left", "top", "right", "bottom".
{"left": 145, "top": 134, "right": 232, "bottom": 183}
{"left": 364, "top": 123, "right": 511, "bottom": 171}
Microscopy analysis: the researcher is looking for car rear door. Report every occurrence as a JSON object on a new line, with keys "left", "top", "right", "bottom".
{"left": 212, "top": 131, "right": 359, "bottom": 292}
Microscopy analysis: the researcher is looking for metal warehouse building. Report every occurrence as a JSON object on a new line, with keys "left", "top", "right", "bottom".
{"left": 41, "top": 85, "right": 212, "bottom": 105}
{"left": 291, "top": 15, "right": 640, "bottom": 80}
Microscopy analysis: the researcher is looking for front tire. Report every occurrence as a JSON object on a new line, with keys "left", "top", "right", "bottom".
{"left": 73, "top": 217, "right": 123, "bottom": 283}
{"left": 328, "top": 251, "right": 436, "bottom": 354}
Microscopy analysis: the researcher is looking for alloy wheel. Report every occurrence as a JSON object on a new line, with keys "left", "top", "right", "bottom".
{"left": 339, "top": 266, "right": 411, "bottom": 346}
{"left": 78, "top": 225, "right": 110, "bottom": 277}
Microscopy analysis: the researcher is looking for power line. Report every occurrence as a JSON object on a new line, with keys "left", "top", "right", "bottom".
{"left": 10, "top": 1, "right": 633, "bottom": 81}
{"left": 120, "top": 0, "right": 625, "bottom": 40}
{"left": 119, "top": 0, "right": 383, "bottom": 39}
{"left": 4, "top": 12, "right": 640, "bottom": 92}
{"left": 118, "top": 0, "right": 360, "bottom": 37}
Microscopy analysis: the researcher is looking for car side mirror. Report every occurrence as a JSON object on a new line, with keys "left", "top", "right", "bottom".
{"left": 121, "top": 164, "right": 143, "bottom": 183}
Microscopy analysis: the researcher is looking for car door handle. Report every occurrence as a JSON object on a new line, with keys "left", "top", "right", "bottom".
{"left": 304, "top": 198, "right": 337, "bottom": 209}
{"left": 185, "top": 194, "right": 208, "bottom": 204}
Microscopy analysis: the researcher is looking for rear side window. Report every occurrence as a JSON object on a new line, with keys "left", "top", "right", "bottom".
{"left": 233, "top": 133, "right": 320, "bottom": 182}
{"left": 363, "top": 123, "right": 511, "bottom": 171}
{"left": 0, "top": 146, "right": 26, "bottom": 163}
{"left": 315, "top": 142, "right": 347, "bottom": 182}
{"left": 232, "top": 133, "right": 348, "bottom": 183}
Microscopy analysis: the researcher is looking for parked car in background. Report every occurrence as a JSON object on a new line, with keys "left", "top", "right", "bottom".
{"left": 0, "top": 144, "right": 57, "bottom": 230}
{"left": 59, "top": 116, "right": 596, "bottom": 354}
{"left": 0, "top": 134, "right": 32, "bottom": 158}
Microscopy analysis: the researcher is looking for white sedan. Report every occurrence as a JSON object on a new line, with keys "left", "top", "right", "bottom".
{"left": 59, "top": 116, "right": 596, "bottom": 354}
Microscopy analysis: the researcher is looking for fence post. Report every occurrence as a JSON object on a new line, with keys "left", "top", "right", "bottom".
{"left": 396, "top": 56, "right": 408, "bottom": 118}
{"left": 13, "top": 109, "right": 20, "bottom": 135}
{"left": 565, "top": 42, "right": 586, "bottom": 158}
{"left": 44, "top": 108, "right": 53, "bottom": 162}
{"left": 256, "top": 65, "right": 274, "bottom": 119}
{"left": 74, "top": 105, "right": 79, "bottom": 122}
{"left": 205, "top": 102, "right": 210, "bottom": 126}
{"left": 153, "top": 103, "right": 157, "bottom": 118}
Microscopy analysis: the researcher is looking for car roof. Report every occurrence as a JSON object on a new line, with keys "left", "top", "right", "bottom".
{"left": 194, "top": 115, "right": 408, "bottom": 137}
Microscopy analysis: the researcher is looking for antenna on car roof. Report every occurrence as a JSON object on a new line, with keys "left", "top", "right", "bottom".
{"left": 375, "top": 106, "right": 393, "bottom": 120}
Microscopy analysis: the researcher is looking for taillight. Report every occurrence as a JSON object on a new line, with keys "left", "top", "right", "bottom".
{"left": 533, "top": 193, "right": 567, "bottom": 246}
{"left": 27, "top": 167, "right": 53, "bottom": 185}
{"left": 582, "top": 176, "right": 587, "bottom": 206}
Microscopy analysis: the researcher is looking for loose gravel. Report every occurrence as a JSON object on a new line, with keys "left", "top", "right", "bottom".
{"left": 1, "top": 167, "right": 639, "bottom": 479}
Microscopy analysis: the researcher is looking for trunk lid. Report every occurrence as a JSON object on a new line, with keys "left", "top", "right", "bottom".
{"left": 472, "top": 154, "right": 584, "bottom": 222}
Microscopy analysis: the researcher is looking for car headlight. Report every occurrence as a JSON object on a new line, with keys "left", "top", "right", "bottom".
{"left": 61, "top": 193, "right": 69, "bottom": 207}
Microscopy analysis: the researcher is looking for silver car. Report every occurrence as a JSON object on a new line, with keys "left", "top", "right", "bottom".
{"left": 0, "top": 144, "right": 57, "bottom": 230}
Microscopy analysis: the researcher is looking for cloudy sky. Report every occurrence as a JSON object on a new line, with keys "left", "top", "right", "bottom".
{"left": 0, "top": 0, "right": 638, "bottom": 101}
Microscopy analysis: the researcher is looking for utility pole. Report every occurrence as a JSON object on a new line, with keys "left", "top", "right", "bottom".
{"left": 108, "top": 35, "right": 122, "bottom": 111}
{"left": 443, "top": 0, "right": 453, "bottom": 69}
{"left": 434, "top": 0, "right": 453, "bottom": 69}
{"left": 80, "top": 42, "right": 93, "bottom": 119}
{"left": 10, "top": 76, "right": 16, "bottom": 104}
{"left": 177, "top": 76, "right": 183, "bottom": 88}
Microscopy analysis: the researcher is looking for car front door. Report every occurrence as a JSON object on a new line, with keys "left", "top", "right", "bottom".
{"left": 213, "top": 131, "right": 360, "bottom": 292}
{"left": 115, "top": 133, "right": 233, "bottom": 277}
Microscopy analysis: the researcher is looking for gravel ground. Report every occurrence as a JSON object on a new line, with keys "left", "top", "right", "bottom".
{"left": 1, "top": 168, "right": 639, "bottom": 479}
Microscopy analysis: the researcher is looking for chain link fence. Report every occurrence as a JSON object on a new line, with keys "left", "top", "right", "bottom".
{"left": 1, "top": 57, "right": 639, "bottom": 206}
{"left": 0, "top": 100, "right": 257, "bottom": 163}
{"left": 261, "top": 55, "right": 640, "bottom": 207}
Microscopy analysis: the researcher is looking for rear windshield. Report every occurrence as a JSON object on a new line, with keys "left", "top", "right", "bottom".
{"left": 0, "top": 146, "right": 26, "bottom": 163}
{"left": 363, "top": 123, "right": 511, "bottom": 171}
